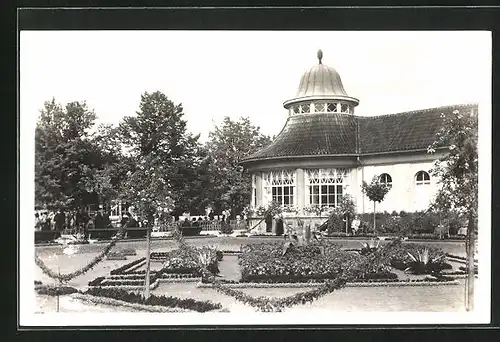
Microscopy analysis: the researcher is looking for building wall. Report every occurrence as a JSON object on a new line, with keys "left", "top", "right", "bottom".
{"left": 250, "top": 150, "right": 447, "bottom": 216}
{"left": 358, "top": 161, "right": 438, "bottom": 214}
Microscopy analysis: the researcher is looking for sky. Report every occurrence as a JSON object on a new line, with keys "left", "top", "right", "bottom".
{"left": 20, "top": 30, "right": 491, "bottom": 142}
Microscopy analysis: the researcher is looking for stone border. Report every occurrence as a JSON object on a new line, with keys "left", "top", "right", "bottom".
{"left": 197, "top": 279, "right": 460, "bottom": 288}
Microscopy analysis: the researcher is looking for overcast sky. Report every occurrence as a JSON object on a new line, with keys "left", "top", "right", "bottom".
{"left": 20, "top": 31, "right": 491, "bottom": 142}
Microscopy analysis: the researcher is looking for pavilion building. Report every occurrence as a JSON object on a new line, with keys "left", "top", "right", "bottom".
{"left": 240, "top": 50, "right": 478, "bottom": 234}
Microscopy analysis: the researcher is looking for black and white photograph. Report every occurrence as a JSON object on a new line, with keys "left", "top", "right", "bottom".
{"left": 19, "top": 29, "right": 491, "bottom": 326}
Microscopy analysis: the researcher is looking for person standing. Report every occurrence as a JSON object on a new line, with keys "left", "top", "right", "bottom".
{"left": 54, "top": 209, "right": 66, "bottom": 232}
{"left": 94, "top": 211, "right": 104, "bottom": 229}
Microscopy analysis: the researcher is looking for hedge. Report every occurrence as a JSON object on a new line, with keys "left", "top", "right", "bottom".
{"left": 110, "top": 257, "right": 146, "bottom": 275}
{"left": 85, "top": 287, "right": 222, "bottom": 312}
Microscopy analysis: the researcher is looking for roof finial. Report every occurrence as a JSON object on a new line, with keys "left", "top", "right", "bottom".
{"left": 317, "top": 49, "right": 323, "bottom": 64}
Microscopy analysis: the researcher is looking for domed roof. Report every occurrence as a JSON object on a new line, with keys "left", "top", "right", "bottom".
{"left": 295, "top": 53, "right": 348, "bottom": 98}
{"left": 283, "top": 50, "right": 359, "bottom": 109}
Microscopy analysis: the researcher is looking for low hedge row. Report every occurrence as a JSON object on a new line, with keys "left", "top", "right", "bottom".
{"left": 110, "top": 257, "right": 146, "bottom": 275}
{"left": 36, "top": 285, "right": 80, "bottom": 296}
{"left": 85, "top": 287, "right": 222, "bottom": 312}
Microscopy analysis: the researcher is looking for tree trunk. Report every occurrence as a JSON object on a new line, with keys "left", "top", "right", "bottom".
{"left": 465, "top": 211, "right": 475, "bottom": 311}
{"left": 373, "top": 201, "right": 376, "bottom": 235}
{"left": 144, "top": 226, "right": 151, "bottom": 300}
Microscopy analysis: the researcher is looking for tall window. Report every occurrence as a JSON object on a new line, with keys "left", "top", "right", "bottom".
{"left": 306, "top": 168, "right": 348, "bottom": 208}
{"left": 263, "top": 170, "right": 295, "bottom": 205}
{"left": 379, "top": 173, "right": 393, "bottom": 188}
{"left": 415, "top": 171, "right": 431, "bottom": 186}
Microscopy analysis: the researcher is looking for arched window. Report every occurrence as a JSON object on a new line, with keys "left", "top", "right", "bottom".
{"left": 379, "top": 173, "right": 392, "bottom": 188}
{"left": 415, "top": 171, "right": 431, "bottom": 186}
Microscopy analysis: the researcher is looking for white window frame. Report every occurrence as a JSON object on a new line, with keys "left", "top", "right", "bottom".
{"left": 305, "top": 168, "right": 349, "bottom": 208}
{"left": 415, "top": 171, "right": 431, "bottom": 186}
{"left": 263, "top": 170, "right": 296, "bottom": 206}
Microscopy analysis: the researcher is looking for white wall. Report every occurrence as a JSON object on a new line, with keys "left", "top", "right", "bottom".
{"left": 358, "top": 161, "right": 438, "bottom": 214}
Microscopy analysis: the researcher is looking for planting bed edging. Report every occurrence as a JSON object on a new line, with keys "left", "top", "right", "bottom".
{"left": 197, "top": 280, "right": 460, "bottom": 288}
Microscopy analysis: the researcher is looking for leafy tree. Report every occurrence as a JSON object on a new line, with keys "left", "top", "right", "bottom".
{"left": 428, "top": 108, "right": 478, "bottom": 311}
{"left": 119, "top": 91, "right": 200, "bottom": 299}
{"left": 35, "top": 99, "right": 101, "bottom": 210}
{"left": 206, "top": 117, "right": 272, "bottom": 218}
{"left": 361, "top": 175, "right": 391, "bottom": 234}
{"left": 118, "top": 91, "right": 204, "bottom": 217}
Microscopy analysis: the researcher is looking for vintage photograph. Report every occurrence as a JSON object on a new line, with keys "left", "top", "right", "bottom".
{"left": 19, "top": 30, "right": 491, "bottom": 326}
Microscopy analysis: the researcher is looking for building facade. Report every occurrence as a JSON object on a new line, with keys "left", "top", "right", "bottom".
{"left": 240, "top": 50, "right": 478, "bottom": 233}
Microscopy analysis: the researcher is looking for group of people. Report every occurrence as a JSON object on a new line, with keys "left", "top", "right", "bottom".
{"left": 35, "top": 209, "right": 113, "bottom": 236}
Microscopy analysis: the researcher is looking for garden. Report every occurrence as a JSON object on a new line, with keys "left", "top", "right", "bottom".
{"left": 33, "top": 225, "right": 477, "bottom": 314}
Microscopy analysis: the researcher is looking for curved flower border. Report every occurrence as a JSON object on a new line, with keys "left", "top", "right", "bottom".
{"left": 35, "top": 228, "right": 126, "bottom": 283}
{"left": 212, "top": 277, "right": 346, "bottom": 312}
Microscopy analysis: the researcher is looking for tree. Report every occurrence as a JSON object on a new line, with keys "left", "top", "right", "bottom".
{"left": 118, "top": 91, "right": 198, "bottom": 298}
{"left": 35, "top": 99, "right": 102, "bottom": 210}
{"left": 207, "top": 117, "right": 272, "bottom": 218}
{"left": 361, "top": 175, "right": 391, "bottom": 234}
{"left": 119, "top": 91, "right": 204, "bottom": 216}
{"left": 428, "top": 108, "right": 478, "bottom": 311}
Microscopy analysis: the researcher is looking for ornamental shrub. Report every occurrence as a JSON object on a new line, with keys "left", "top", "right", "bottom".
{"left": 326, "top": 213, "right": 344, "bottom": 234}
{"left": 220, "top": 222, "right": 233, "bottom": 235}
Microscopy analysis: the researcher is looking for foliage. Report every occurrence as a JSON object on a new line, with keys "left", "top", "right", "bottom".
{"left": 361, "top": 175, "right": 391, "bottom": 232}
{"left": 35, "top": 285, "right": 80, "bottom": 296}
{"left": 109, "top": 257, "right": 145, "bottom": 275}
{"left": 359, "top": 239, "right": 380, "bottom": 256}
{"left": 361, "top": 175, "right": 391, "bottom": 204}
{"left": 377, "top": 239, "right": 451, "bottom": 274}
{"left": 118, "top": 91, "right": 201, "bottom": 224}
{"left": 238, "top": 241, "right": 392, "bottom": 283}
{"left": 212, "top": 278, "right": 346, "bottom": 312}
{"left": 403, "top": 248, "right": 451, "bottom": 275}
{"left": 84, "top": 287, "right": 222, "bottom": 312}
{"left": 35, "top": 99, "right": 116, "bottom": 210}
{"left": 428, "top": 108, "right": 478, "bottom": 218}
{"left": 219, "top": 222, "right": 234, "bottom": 235}
{"left": 326, "top": 212, "right": 344, "bottom": 234}
{"left": 206, "top": 116, "right": 272, "bottom": 218}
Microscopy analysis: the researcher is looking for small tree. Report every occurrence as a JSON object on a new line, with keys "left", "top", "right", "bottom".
{"left": 361, "top": 176, "right": 391, "bottom": 235}
{"left": 428, "top": 108, "right": 478, "bottom": 311}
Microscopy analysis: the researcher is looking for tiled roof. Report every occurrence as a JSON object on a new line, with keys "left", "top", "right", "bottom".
{"left": 245, "top": 113, "right": 358, "bottom": 160}
{"left": 359, "top": 104, "right": 477, "bottom": 154}
{"left": 242, "top": 103, "right": 477, "bottom": 163}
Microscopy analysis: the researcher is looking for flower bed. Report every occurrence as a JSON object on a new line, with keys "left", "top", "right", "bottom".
{"left": 238, "top": 241, "right": 393, "bottom": 283}
{"left": 84, "top": 287, "right": 222, "bottom": 312}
